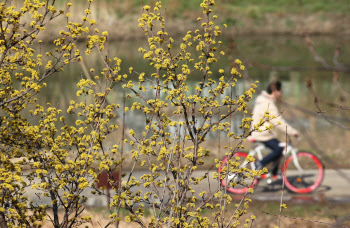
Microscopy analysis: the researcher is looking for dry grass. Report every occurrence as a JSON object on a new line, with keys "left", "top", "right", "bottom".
{"left": 40, "top": 201, "right": 350, "bottom": 227}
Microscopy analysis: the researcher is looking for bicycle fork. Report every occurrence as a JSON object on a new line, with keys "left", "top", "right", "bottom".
{"left": 289, "top": 149, "right": 304, "bottom": 174}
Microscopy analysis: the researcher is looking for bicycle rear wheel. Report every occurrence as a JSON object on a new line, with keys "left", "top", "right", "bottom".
{"left": 282, "top": 151, "right": 324, "bottom": 193}
{"left": 219, "top": 151, "right": 259, "bottom": 194}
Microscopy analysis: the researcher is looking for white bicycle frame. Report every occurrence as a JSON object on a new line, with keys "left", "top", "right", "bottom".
{"left": 249, "top": 141, "right": 304, "bottom": 174}
{"left": 227, "top": 141, "right": 304, "bottom": 181}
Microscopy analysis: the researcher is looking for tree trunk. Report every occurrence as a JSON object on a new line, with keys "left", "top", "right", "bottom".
{"left": 0, "top": 212, "right": 8, "bottom": 228}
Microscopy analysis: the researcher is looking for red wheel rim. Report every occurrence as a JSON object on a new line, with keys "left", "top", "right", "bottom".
{"left": 282, "top": 152, "right": 323, "bottom": 193}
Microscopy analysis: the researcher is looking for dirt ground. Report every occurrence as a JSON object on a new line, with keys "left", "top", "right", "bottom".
{"left": 41, "top": 201, "right": 350, "bottom": 227}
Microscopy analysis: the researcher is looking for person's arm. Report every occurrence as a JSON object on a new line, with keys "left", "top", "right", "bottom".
{"left": 268, "top": 102, "right": 299, "bottom": 136}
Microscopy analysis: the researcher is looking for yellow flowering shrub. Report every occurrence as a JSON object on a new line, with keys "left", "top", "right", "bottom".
{"left": 0, "top": 0, "right": 120, "bottom": 227}
{"left": 107, "top": 0, "right": 258, "bottom": 227}
{"left": 0, "top": 0, "right": 260, "bottom": 227}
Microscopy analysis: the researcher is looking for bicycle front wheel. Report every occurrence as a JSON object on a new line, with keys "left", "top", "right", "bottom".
{"left": 219, "top": 152, "right": 259, "bottom": 194}
{"left": 282, "top": 151, "right": 324, "bottom": 194}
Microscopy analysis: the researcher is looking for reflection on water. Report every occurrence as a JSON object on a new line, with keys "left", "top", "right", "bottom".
{"left": 37, "top": 35, "right": 350, "bottom": 163}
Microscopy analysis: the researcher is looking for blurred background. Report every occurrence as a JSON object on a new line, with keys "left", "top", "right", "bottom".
{"left": 20, "top": 0, "right": 350, "bottom": 226}
{"left": 33, "top": 0, "right": 350, "bottom": 166}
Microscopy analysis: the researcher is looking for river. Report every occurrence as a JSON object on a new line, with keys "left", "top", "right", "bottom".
{"left": 39, "top": 35, "right": 350, "bottom": 168}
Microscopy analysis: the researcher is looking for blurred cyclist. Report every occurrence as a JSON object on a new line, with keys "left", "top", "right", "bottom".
{"left": 250, "top": 80, "right": 300, "bottom": 176}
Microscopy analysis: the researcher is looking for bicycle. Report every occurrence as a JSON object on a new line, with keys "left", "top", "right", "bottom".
{"left": 219, "top": 137, "right": 324, "bottom": 194}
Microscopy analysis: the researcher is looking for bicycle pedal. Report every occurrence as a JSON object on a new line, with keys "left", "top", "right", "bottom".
{"left": 260, "top": 174, "right": 268, "bottom": 179}
{"left": 273, "top": 175, "right": 280, "bottom": 180}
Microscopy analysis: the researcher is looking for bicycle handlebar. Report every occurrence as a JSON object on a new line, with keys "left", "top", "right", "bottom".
{"left": 287, "top": 135, "right": 302, "bottom": 146}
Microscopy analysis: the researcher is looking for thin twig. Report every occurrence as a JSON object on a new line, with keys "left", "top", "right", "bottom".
{"left": 306, "top": 80, "right": 350, "bottom": 130}
{"left": 278, "top": 128, "right": 288, "bottom": 227}
{"left": 332, "top": 72, "right": 350, "bottom": 98}
{"left": 115, "top": 88, "right": 126, "bottom": 228}
{"left": 228, "top": 39, "right": 350, "bottom": 73}
{"left": 262, "top": 211, "right": 349, "bottom": 228}
{"left": 287, "top": 107, "right": 350, "bottom": 183}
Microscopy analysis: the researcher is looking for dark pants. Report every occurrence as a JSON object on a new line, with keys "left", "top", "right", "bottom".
{"left": 259, "top": 138, "right": 284, "bottom": 175}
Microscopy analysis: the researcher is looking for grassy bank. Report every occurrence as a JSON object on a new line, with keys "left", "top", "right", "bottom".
{"left": 54, "top": 0, "right": 350, "bottom": 16}
{"left": 22, "top": 0, "right": 350, "bottom": 42}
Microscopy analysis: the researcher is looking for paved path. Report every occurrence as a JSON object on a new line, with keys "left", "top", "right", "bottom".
{"left": 23, "top": 169, "right": 350, "bottom": 207}
{"left": 245, "top": 169, "right": 350, "bottom": 202}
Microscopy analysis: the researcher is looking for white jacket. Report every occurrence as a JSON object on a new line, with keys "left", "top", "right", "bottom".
{"left": 250, "top": 91, "right": 299, "bottom": 141}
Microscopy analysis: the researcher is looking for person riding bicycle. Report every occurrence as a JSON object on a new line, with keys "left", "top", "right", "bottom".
{"left": 249, "top": 80, "right": 300, "bottom": 177}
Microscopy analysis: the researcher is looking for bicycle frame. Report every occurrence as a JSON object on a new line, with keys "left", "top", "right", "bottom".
{"left": 226, "top": 140, "right": 304, "bottom": 181}
{"left": 222, "top": 138, "right": 324, "bottom": 194}
{"left": 249, "top": 142, "right": 304, "bottom": 174}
